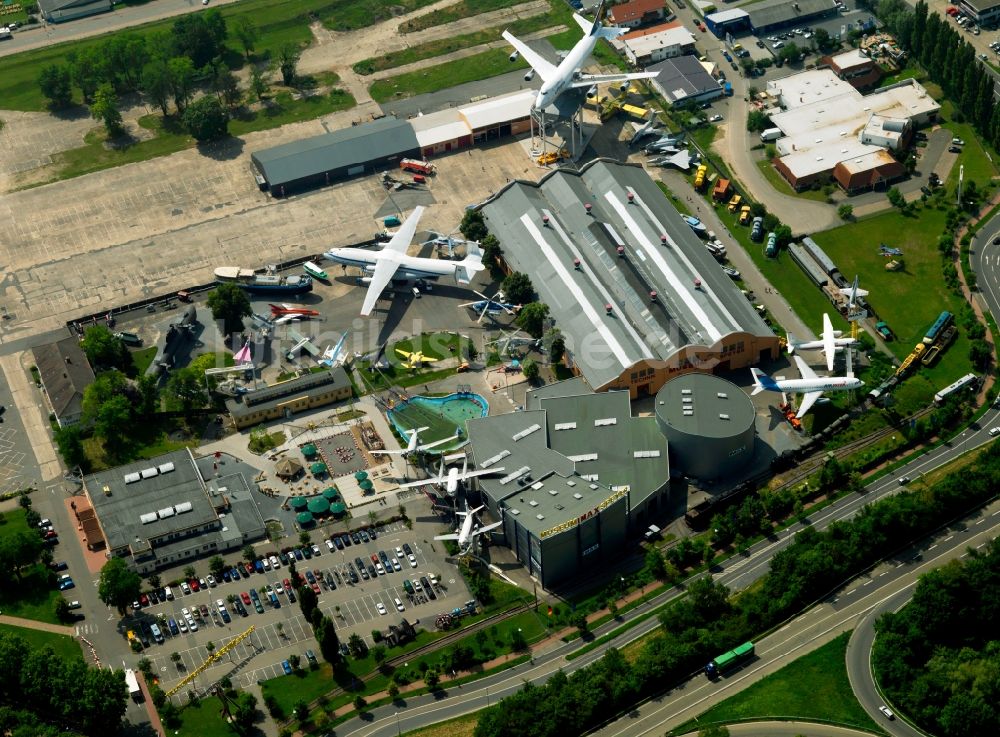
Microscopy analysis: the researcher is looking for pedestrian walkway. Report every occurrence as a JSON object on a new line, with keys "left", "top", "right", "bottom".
{"left": 0, "top": 613, "right": 76, "bottom": 636}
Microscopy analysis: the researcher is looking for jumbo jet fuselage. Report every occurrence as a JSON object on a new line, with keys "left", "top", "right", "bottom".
{"left": 535, "top": 36, "right": 598, "bottom": 110}
{"left": 324, "top": 247, "right": 458, "bottom": 282}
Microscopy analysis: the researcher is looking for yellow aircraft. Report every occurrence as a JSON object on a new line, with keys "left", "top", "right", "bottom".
{"left": 396, "top": 348, "right": 440, "bottom": 369}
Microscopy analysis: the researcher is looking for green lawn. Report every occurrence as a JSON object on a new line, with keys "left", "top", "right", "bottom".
{"left": 26, "top": 90, "right": 354, "bottom": 188}
{"left": 400, "top": 0, "right": 535, "bottom": 33}
{"left": 402, "top": 713, "right": 479, "bottom": 737}
{"left": 755, "top": 159, "right": 831, "bottom": 203}
{"left": 354, "top": 2, "right": 563, "bottom": 75}
{"left": 130, "top": 346, "right": 158, "bottom": 375}
{"left": 0, "top": 624, "right": 83, "bottom": 663}
{"left": 392, "top": 332, "right": 470, "bottom": 361}
{"left": 0, "top": 0, "right": 405, "bottom": 111}
{"left": 673, "top": 632, "right": 885, "bottom": 735}
{"left": 370, "top": 48, "right": 529, "bottom": 102}
{"left": 0, "top": 510, "right": 65, "bottom": 624}
{"left": 167, "top": 695, "right": 237, "bottom": 737}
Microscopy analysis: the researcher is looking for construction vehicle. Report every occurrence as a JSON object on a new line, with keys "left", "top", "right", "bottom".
{"left": 727, "top": 194, "right": 742, "bottom": 212}
{"left": 739, "top": 205, "right": 752, "bottom": 224}
{"left": 885, "top": 259, "right": 903, "bottom": 271}
{"left": 537, "top": 148, "right": 569, "bottom": 165}
{"left": 694, "top": 164, "right": 708, "bottom": 190}
{"left": 875, "top": 321, "right": 893, "bottom": 341}
{"left": 712, "top": 177, "right": 731, "bottom": 201}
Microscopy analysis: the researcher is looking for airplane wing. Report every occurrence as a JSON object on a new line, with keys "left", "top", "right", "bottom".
{"left": 822, "top": 314, "right": 835, "bottom": 372}
{"left": 417, "top": 434, "right": 460, "bottom": 452}
{"left": 472, "top": 521, "right": 503, "bottom": 536}
{"left": 502, "top": 30, "right": 557, "bottom": 82}
{"left": 273, "top": 315, "right": 293, "bottom": 325}
{"left": 360, "top": 256, "right": 400, "bottom": 316}
{"left": 285, "top": 327, "right": 320, "bottom": 356}
{"left": 455, "top": 467, "right": 505, "bottom": 482}
{"left": 570, "top": 71, "right": 658, "bottom": 88}
{"left": 433, "top": 533, "right": 461, "bottom": 541}
{"left": 796, "top": 390, "right": 823, "bottom": 419}
{"left": 793, "top": 354, "right": 819, "bottom": 381}
{"left": 395, "top": 348, "right": 413, "bottom": 359}
{"left": 384, "top": 206, "right": 425, "bottom": 254}
{"left": 370, "top": 448, "right": 406, "bottom": 456}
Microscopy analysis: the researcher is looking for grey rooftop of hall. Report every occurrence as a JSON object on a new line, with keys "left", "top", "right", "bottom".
{"left": 480, "top": 159, "right": 771, "bottom": 389}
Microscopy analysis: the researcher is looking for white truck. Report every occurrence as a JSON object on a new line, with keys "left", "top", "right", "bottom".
{"left": 0, "top": 27, "right": 13, "bottom": 40}
{"left": 760, "top": 127, "right": 782, "bottom": 142}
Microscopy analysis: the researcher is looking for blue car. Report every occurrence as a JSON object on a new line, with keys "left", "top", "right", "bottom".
{"left": 254, "top": 559, "right": 264, "bottom": 574}
{"left": 222, "top": 569, "right": 231, "bottom": 583}
{"left": 282, "top": 660, "right": 292, "bottom": 675}
{"left": 232, "top": 567, "right": 241, "bottom": 580}
{"left": 58, "top": 577, "right": 75, "bottom": 590}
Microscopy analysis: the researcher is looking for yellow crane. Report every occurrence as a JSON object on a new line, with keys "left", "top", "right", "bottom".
{"left": 165, "top": 625, "right": 256, "bottom": 697}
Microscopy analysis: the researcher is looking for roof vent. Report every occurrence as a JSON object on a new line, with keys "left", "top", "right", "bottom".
{"left": 585, "top": 202, "right": 593, "bottom": 214}
{"left": 660, "top": 234, "right": 668, "bottom": 244}
{"left": 536, "top": 514, "right": 545, "bottom": 520}
{"left": 158, "top": 462, "right": 175, "bottom": 474}
{"left": 573, "top": 258, "right": 581, "bottom": 270}
{"left": 510, "top": 508, "right": 520, "bottom": 515}
{"left": 605, "top": 303, "right": 613, "bottom": 315}
{"left": 717, "top": 392, "right": 728, "bottom": 398}
{"left": 542, "top": 214, "right": 550, "bottom": 225}
{"left": 573, "top": 492, "right": 583, "bottom": 500}
{"left": 529, "top": 500, "right": 538, "bottom": 507}
{"left": 124, "top": 472, "right": 141, "bottom": 484}
{"left": 140, "top": 467, "right": 159, "bottom": 479}
{"left": 617, "top": 246, "right": 626, "bottom": 257}
{"left": 719, "top": 413, "right": 730, "bottom": 420}
{"left": 627, "top": 191, "right": 635, "bottom": 202}
{"left": 650, "top": 291, "right": 658, "bottom": 301}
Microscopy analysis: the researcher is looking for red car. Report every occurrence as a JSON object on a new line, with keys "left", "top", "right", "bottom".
{"left": 189, "top": 579, "right": 200, "bottom": 592}
{"left": 243, "top": 563, "right": 254, "bottom": 576}
{"left": 44, "top": 530, "right": 58, "bottom": 539}
{"left": 310, "top": 582, "right": 321, "bottom": 595}
{"left": 241, "top": 591, "right": 251, "bottom": 605}
{"left": 298, "top": 572, "right": 307, "bottom": 585}
{"left": 140, "top": 593, "right": 149, "bottom": 607}
{"left": 283, "top": 578, "right": 292, "bottom": 591}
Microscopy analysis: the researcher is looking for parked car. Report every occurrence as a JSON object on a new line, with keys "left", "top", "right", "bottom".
{"left": 376, "top": 602, "right": 387, "bottom": 615}
{"left": 58, "top": 577, "right": 75, "bottom": 591}
{"left": 282, "top": 660, "right": 293, "bottom": 675}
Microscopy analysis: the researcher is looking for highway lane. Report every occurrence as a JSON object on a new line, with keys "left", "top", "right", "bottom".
{"left": 332, "top": 415, "right": 1000, "bottom": 736}
{"left": 600, "top": 498, "right": 1000, "bottom": 737}
{"left": 846, "top": 589, "right": 926, "bottom": 737}
{"left": 971, "top": 208, "right": 1000, "bottom": 332}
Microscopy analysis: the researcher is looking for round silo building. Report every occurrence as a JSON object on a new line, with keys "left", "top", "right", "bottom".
{"left": 655, "top": 373, "right": 755, "bottom": 480}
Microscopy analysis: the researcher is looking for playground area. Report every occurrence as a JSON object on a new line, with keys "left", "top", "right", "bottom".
{"left": 385, "top": 390, "right": 489, "bottom": 453}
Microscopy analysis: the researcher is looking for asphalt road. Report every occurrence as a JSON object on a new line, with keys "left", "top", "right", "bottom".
{"left": 971, "top": 208, "right": 1000, "bottom": 326}
{"left": 331, "top": 407, "right": 1000, "bottom": 737}
{"left": 0, "top": 0, "right": 243, "bottom": 57}
{"left": 846, "top": 588, "right": 926, "bottom": 737}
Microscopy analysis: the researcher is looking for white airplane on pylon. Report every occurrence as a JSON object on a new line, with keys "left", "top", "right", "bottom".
{"left": 786, "top": 313, "right": 857, "bottom": 372}
{"left": 433, "top": 500, "right": 503, "bottom": 551}
{"left": 397, "top": 455, "right": 505, "bottom": 496}
{"left": 370, "top": 427, "right": 457, "bottom": 459}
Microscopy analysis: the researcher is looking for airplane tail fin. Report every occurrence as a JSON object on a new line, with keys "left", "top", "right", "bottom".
{"left": 591, "top": 0, "right": 606, "bottom": 34}
{"left": 750, "top": 367, "right": 779, "bottom": 395}
{"left": 786, "top": 332, "right": 796, "bottom": 353}
{"left": 456, "top": 241, "right": 485, "bottom": 284}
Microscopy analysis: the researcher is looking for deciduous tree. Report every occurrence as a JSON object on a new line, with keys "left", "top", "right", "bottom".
{"left": 98, "top": 558, "right": 142, "bottom": 614}
{"left": 207, "top": 283, "right": 252, "bottom": 337}
{"left": 38, "top": 64, "right": 74, "bottom": 108}
{"left": 183, "top": 94, "right": 229, "bottom": 141}
{"left": 90, "top": 83, "right": 125, "bottom": 138}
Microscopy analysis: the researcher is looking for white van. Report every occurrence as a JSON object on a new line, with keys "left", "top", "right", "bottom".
{"left": 164, "top": 586, "right": 174, "bottom": 601}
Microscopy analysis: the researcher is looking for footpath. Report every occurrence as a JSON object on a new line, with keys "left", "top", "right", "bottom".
{"left": 0, "top": 613, "right": 75, "bottom": 636}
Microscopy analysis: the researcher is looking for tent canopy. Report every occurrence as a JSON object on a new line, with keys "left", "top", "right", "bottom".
{"left": 289, "top": 497, "right": 308, "bottom": 510}
{"left": 296, "top": 511, "right": 314, "bottom": 525}
{"left": 310, "top": 462, "right": 327, "bottom": 474}
{"left": 330, "top": 502, "right": 347, "bottom": 515}
{"left": 302, "top": 444, "right": 318, "bottom": 457}
{"left": 275, "top": 457, "right": 304, "bottom": 479}
{"left": 322, "top": 487, "right": 340, "bottom": 500}
{"left": 354, "top": 471, "right": 369, "bottom": 481}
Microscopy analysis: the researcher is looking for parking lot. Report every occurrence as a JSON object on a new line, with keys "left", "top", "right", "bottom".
{"left": 131, "top": 515, "right": 469, "bottom": 691}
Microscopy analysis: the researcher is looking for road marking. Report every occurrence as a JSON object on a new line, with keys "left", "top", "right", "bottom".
{"left": 895, "top": 562, "right": 903, "bottom": 568}
{"left": 879, "top": 572, "right": 887, "bottom": 577}
{"left": 976, "top": 519, "right": 986, "bottom": 525}
{"left": 928, "top": 544, "right": 938, "bottom": 550}
{"left": 944, "top": 535, "right": 954, "bottom": 542}
{"left": 862, "top": 580, "right": 873, "bottom": 586}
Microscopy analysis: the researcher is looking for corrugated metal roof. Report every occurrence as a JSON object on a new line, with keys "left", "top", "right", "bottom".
{"left": 747, "top": 0, "right": 834, "bottom": 29}
{"left": 411, "top": 109, "right": 472, "bottom": 148}
{"left": 251, "top": 117, "right": 419, "bottom": 187}
{"left": 460, "top": 90, "right": 534, "bottom": 130}
{"left": 648, "top": 55, "right": 721, "bottom": 103}
{"left": 481, "top": 160, "right": 773, "bottom": 391}
{"left": 705, "top": 8, "right": 750, "bottom": 23}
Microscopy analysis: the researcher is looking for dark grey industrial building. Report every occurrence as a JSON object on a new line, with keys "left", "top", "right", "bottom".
{"left": 480, "top": 159, "right": 779, "bottom": 399}
{"left": 467, "top": 378, "right": 669, "bottom": 589}
{"left": 654, "top": 373, "right": 756, "bottom": 480}
{"left": 747, "top": 0, "right": 838, "bottom": 34}
{"left": 37, "top": 0, "right": 111, "bottom": 23}
{"left": 648, "top": 55, "right": 725, "bottom": 106}
{"left": 32, "top": 336, "right": 95, "bottom": 428}
{"left": 251, "top": 116, "right": 421, "bottom": 197}
{"left": 83, "top": 449, "right": 267, "bottom": 574}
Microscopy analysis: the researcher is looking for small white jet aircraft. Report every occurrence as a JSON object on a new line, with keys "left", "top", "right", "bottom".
{"left": 502, "top": 1, "right": 658, "bottom": 111}
{"left": 433, "top": 502, "right": 503, "bottom": 551}
{"left": 840, "top": 275, "right": 868, "bottom": 303}
{"left": 397, "top": 456, "right": 505, "bottom": 496}
{"left": 318, "top": 332, "right": 349, "bottom": 367}
{"left": 786, "top": 313, "right": 856, "bottom": 372}
{"left": 751, "top": 355, "right": 864, "bottom": 419}
{"left": 371, "top": 427, "right": 458, "bottom": 459}
{"left": 324, "top": 207, "right": 485, "bottom": 316}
